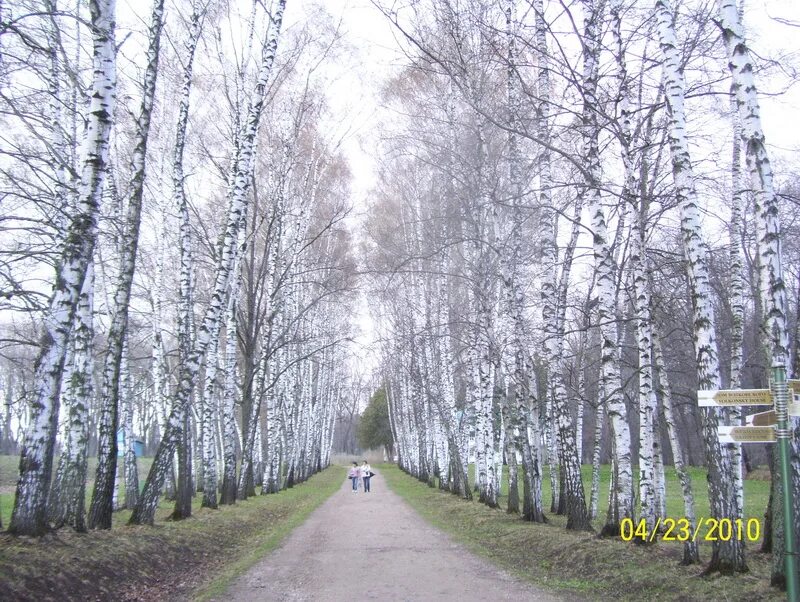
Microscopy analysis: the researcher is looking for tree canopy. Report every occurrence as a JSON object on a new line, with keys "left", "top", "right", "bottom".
{"left": 357, "top": 387, "right": 393, "bottom": 453}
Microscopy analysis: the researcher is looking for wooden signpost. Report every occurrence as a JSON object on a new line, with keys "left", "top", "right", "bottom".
{"left": 698, "top": 383, "right": 800, "bottom": 444}
{"left": 746, "top": 409, "right": 777, "bottom": 427}
{"left": 697, "top": 388, "right": 773, "bottom": 407}
{"left": 693, "top": 362, "right": 797, "bottom": 596}
{"left": 718, "top": 425, "right": 776, "bottom": 444}
{"left": 746, "top": 404, "right": 800, "bottom": 426}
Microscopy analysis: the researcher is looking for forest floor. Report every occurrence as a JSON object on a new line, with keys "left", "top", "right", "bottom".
{"left": 217, "top": 468, "right": 561, "bottom": 601}
{"left": 0, "top": 467, "right": 342, "bottom": 601}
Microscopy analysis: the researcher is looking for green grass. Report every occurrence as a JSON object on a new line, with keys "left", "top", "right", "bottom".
{"left": 0, "top": 455, "right": 154, "bottom": 527}
{"left": 0, "top": 454, "right": 18, "bottom": 488}
{"left": 487, "top": 463, "right": 770, "bottom": 537}
{"left": 383, "top": 463, "right": 780, "bottom": 601}
{"left": 0, "top": 465, "right": 343, "bottom": 600}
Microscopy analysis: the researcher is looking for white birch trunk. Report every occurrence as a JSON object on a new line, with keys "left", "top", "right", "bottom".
{"left": 220, "top": 285, "right": 239, "bottom": 503}
{"left": 130, "top": 0, "right": 287, "bottom": 525}
{"left": 438, "top": 267, "right": 471, "bottom": 499}
{"left": 47, "top": 263, "right": 94, "bottom": 532}
{"left": 534, "top": 0, "right": 590, "bottom": 530}
{"left": 632, "top": 225, "right": 658, "bottom": 533}
{"left": 89, "top": 0, "right": 164, "bottom": 530}
{"left": 729, "top": 111, "right": 745, "bottom": 391}
{"left": 589, "top": 400, "right": 604, "bottom": 520}
{"left": 718, "top": 0, "right": 796, "bottom": 580}
{"left": 727, "top": 108, "right": 745, "bottom": 518}
{"left": 611, "top": 0, "right": 657, "bottom": 533}
{"left": 656, "top": 0, "right": 744, "bottom": 571}
{"left": 201, "top": 325, "right": 221, "bottom": 508}
{"left": 10, "top": 0, "right": 116, "bottom": 536}
{"left": 505, "top": 0, "right": 543, "bottom": 521}
{"left": 122, "top": 341, "right": 138, "bottom": 510}
{"left": 580, "top": 0, "right": 633, "bottom": 535}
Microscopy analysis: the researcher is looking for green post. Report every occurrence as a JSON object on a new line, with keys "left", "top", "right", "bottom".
{"left": 773, "top": 364, "right": 799, "bottom": 601}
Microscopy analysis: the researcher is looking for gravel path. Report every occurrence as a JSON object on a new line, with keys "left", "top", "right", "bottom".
{"left": 220, "top": 470, "right": 562, "bottom": 601}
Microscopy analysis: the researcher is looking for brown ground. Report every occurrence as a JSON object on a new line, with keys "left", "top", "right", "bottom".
{"left": 219, "top": 471, "right": 564, "bottom": 601}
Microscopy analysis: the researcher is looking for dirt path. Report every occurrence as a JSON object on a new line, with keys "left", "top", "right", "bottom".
{"left": 220, "top": 471, "right": 563, "bottom": 601}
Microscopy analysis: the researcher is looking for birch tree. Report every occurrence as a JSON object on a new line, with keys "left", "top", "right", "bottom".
{"left": 610, "top": 0, "right": 658, "bottom": 537}
{"left": 46, "top": 264, "right": 94, "bottom": 531}
{"left": 655, "top": 0, "right": 745, "bottom": 572}
{"left": 171, "top": 4, "right": 206, "bottom": 506}
{"left": 130, "top": 0, "right": 288, "bottom": 526}
{"left": 718, "top": 0, "right": 797, "bottom": 585}
{"left": 9, "top": 0, "right": 117, "bottom": 537}
{"left": 576, "top": 0, "right": 634, "bottom": 536}
{"left": 504, "top": 0, "right": 545, "bottom": 523}
{"left": 87, "top": 0, "right": 165, "bottom": 530}
{"left": 653, "top": 328, "right": 700, "bottom": 563}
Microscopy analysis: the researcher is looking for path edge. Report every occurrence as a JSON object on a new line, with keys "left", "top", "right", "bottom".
{"left": 194, "top": 467, "right": 344, "bottom": 601}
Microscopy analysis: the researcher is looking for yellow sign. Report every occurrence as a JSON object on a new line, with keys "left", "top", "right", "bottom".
{"left": 746, "top": 410, "right": 776, "bottom": 427}
{"left": 697, "top": 388, "right": 772, "bottom": 407}
{"left": 718, "top": 425, "right": 776, "bottom": 444}
{"left": 746, "top": 404, "right": 800, "bottom": 426}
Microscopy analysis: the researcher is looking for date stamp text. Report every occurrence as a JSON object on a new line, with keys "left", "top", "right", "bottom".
{"left": 619, "top": 517, "right": 761, "bottom": 543}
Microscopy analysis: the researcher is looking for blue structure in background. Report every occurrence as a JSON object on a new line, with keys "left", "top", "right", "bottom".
{"left": 116, "top": 430, "right": 145, "bottom": 457}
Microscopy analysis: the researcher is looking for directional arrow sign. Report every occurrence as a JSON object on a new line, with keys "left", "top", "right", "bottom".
{"left": 718, "top": 425, "right": 776, "bottom": 444}
{"left": 746, "top": 410, "right": 777, "bottom": 427}
{"left": 746, "top": 404, "right": 800, "bottom": 426}
{"left": 697, "top": 388, "right": 772, "bottom": 407}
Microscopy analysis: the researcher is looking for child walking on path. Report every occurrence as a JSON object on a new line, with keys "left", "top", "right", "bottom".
{"left": 348, "top": 462, "right": 359, "bottom": 492}
{"left": 361, "top": 460, "right": 372, "bottom": 493}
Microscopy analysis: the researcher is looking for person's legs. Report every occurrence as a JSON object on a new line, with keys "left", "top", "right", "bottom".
{"left": 364, "top": 477, "right": 370, "bottom": 492}
{"left": 351, "top": 477, "right": 357, "bottom": 491}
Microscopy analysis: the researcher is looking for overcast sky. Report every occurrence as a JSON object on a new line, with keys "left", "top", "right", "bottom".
{"left": 29, "top": 0, "right": 798, "bottom": 367}
{"left": 275, "top": 0, "right": 800, "bottom": 210}
{"left": 302, "top": 0, "right": 800, "bottom": 330}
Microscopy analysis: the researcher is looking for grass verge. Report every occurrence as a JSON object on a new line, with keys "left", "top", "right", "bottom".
{"left": 381, "top": 464, "right": 781, "bottom": 601}
{"left": 0, "top": 466, "right": 342, "bottom": 601}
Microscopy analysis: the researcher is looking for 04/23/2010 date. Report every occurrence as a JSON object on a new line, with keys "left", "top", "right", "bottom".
{"left": 619, "top": 517, "right": 761, "bottom": 543}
